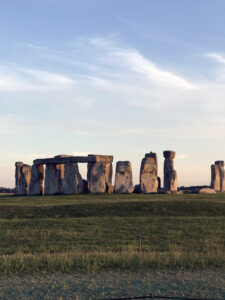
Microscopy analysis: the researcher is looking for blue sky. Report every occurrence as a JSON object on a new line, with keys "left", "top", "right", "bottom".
{"left": 1, "top": 0, "right": 225, "bottom": 187}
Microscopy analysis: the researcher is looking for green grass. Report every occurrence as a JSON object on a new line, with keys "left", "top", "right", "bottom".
{"left": 0, "top": 193, "right": 224, "bottom": 274}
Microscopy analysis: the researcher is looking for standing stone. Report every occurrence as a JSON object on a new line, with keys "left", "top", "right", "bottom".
{"left": 215, "top": 161, "right": 225, "bottom": 191}
{"left": 29, "top": 164, "right": 44, "bottom": 195}
{"left": 64, "top": 163, "right": 84, "bottom": 194}
{"left": 140, "top": 152, "right": 158, "bottom": 193}
{"left": 163, "top": 150, "right": 177, "bottom": 192}
{"left": 87, "top": 162, "right": 107, "bottom": 193}
{"left": 105, "top": 163, "right": 113, "bottom": 184}
{"left": 15, "top": 162, "right": 23, "bottom": 195}
{"left": 45, "top": 164, "right": 63, "bottom": 194}
{"left": 211, "top": 164, "right": 220, "bottom": 191}
{"left": 18, "top": 164, "right": 32, "bottom": 195}
{"left": 114, "top": 161, "right": 134, "bottom": 193}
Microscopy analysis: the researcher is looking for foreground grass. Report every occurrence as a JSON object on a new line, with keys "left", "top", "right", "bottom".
{"left": 0, "top": 193, "right": 224, "bottom": 273}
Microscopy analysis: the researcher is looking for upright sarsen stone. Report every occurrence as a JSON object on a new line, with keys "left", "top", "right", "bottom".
{"left": 140, "top": 152, "right": 158, "bottom": 193}
{"left": 214, "top": 161, "right": 225, "bottom": 191}
{"left": 87, "top": 162, "right": 107, "bottom": 193}
{"left": 45, "top": 164, "right": 63, "bottom": 194}
{"left": 18, "top": 164, "right": 32, "bottom": 195}
{"left": 29, "top": 164, "right": 44, "bottom": 195}
{"left": 114, "top": 161, "right": 134, "bottom": 193}
{"left": 64, "top": 163, "right": 84, "bottom": 194}
{"left": 163, "top": 150, "right": 177, "bottom": 192}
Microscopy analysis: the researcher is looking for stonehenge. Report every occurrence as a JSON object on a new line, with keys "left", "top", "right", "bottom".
{"left": 15, "top": 154, "right": 114, "bottom": 195}
{"left": 14, "top": 150, "right": 225, "bottom": 195}
{"left": 163, "top": 151, "right": 178, "bottom": 192}
{"left": 114, "top": 161, "right": 134, "bottom": 193}
{"left": 211, "top": 161, "right": 225, "bottom": 192}
{"left": 140, "top": 152, "right": 158, "bottom": 193}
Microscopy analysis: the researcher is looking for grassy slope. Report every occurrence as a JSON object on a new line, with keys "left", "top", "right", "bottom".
{"left": 0, "top": 193, "right": 224, "bottom": 274}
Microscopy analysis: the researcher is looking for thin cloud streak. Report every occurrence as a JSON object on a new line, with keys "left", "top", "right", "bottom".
{"left": 0, "top": 66, "right": 77, "bottom": 92}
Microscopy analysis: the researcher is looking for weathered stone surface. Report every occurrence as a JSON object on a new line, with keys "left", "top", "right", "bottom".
{"left": 215, "top": 161, "right": 225, "bottom": 167}
{"left": 18, "top": 164, "right": 32, "bottom": 195}
{"left": 34, "top": 154, "right": 113, "bottom": 165}
{"left": 163, "top": 151, "right": 176, "bottom": 159}
{"left": 64, "top": 163, "right": 84, "bottom": 194}
{"left": 15, "top": 162, "right": 23, "bottom": 195}
{"left": 199, "top": 188, "right": 216, "bottom": 194}
{"left": 163, "top": 150, "right": 177, "bottom": 191}
{"left": 105, "top": 163, "right": 113, "bottom": 183}
{"left": 87, "top": 162, "right": 107, "bottom": 193}
{"left": 114, "top": 161, "right": 134, "bottom": 193}
{"left": 140, "top": 152, "right": 158, "bottom": 193}
{"left": 88, "top": 155, "right": 113, "bottom": 163}
{"left": 211, "top": 164, "right": 220, "bottom": 191}
{"left": 44, "top": 164, "right": 63, "bottom": 194}
{"left": 29, "top": 164, "right": 44, "bottom": 195}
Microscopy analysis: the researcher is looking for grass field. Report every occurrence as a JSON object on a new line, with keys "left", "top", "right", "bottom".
{"left": 0, "top": 193, "right": 224, "bottom": 274}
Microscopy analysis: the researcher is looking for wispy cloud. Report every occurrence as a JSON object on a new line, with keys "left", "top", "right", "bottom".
{"left": 91, "top": 37, "right": 195, "bottom": 89}
{"left": 205, "top": 52, "right": 225, "bottom": 64}
{"left": 0, "top": 65, "right": 76, "bottom": 92}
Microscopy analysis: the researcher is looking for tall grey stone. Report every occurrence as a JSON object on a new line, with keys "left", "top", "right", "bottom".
{"left": 64, "top": 163, "right": 84, "bottom": 194}
{"left": 87, "top": 162, "right": 107, "bottom": 193}
{"left": 15, "top": 162, "right": 23, "bottom": 195}
{"left": 29, "top": 164, "right": 44, "bottom": 195}
{"left": 163, "top": 150, "right": 177, "bottom": 191}
{"left": 114, "top": 161, "right": 134, "bottom": 193}
{"left": 18, "top": 164, "right": 32, "bottom": 195}
{"left": 140, "top": 152, "right": 158, "bottom": 193}
{"left": 45, "top": 164, "right": 63, "bottom": 194}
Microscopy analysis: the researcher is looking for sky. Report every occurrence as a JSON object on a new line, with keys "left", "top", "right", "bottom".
{"left": 1, "top": 0, "right": 225, "bottom": 187}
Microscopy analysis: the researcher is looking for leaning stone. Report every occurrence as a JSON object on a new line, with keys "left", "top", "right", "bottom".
{"left": 64, "top": 163, "right": 84, "bottom": 194}
{"left": 45, "top": 164, "right": 63, "bottom": 194}
{"left": 87, "top": 162, "right": 107, "bottom": 193}
{"left": 114, "top": 161, "right": 134, "bottom": 193}
{"left": 29, "top": 164, "right": 44, "bottom": 195}
{"left": 140, "top": 152, "right": 158, "bottom": 193}
{"left": 199, "top": 188, "right": 216, "bottom": 194}
{"left": 19, "top": 164, "right": 32, "bottom": 195}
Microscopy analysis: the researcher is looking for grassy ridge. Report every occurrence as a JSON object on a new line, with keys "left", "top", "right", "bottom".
{"left": 0, "top": 193, "right": 225, "bottom": 218}
{"left": 0, "top": 193, "right": 224, "bottom": 273}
